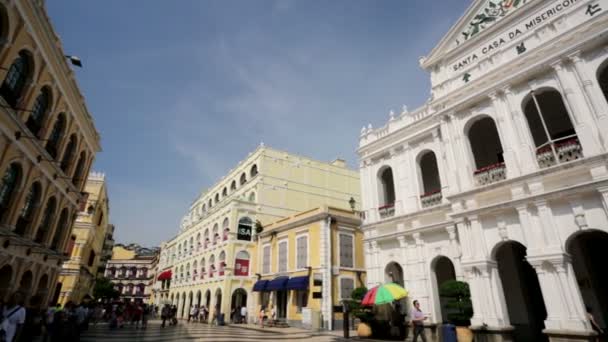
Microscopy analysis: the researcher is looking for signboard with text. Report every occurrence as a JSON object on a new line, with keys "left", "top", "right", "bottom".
{"left": 234, "top": 258, "right": 249, "bottom": 276}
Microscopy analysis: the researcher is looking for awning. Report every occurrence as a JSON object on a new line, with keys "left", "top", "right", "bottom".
{"left": 252, "top": 280, "right": 269, "bottom": 292}
{"left": 266, "top": 276, "right": 289, "bottom": 291}
{"left": 286, "top": 276, "right": 309, "bottom": 290}
{"left": 157, "top": 270, "right": 172, "bottom": 280}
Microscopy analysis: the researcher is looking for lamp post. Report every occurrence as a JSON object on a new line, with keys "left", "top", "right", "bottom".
{"left": 342, "top": 299, "right": 350, "bottom": 339}
{"left": 349, "top": 197, "right": 356, "bottom": 212}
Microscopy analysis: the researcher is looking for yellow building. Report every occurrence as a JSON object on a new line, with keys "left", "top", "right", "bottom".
{"left": 165, "top": 145, "right": 360, "bottom": 324}
{"left": 254, "top": 206, "right": 365, "bottom": 330}
{"left": 56, "top": 172, "right": 112, "bottom": 306}
{"left": 0, "top": 1, "right": 100, "bottom": 306}
{"left": 105, "top": 244, "right": 159, "bottom": 303}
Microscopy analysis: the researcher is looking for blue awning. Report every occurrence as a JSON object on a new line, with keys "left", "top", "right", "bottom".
{"left": 286, "top": 276, "right": 309, "bottom": 290}
{"left": 266, "top": 276, "right": 289, "bottom": 291}
{"left": 252, "top": 280, "right": 268, "bottom": 292}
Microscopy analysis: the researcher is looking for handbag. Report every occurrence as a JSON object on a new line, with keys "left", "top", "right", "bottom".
{"left": 0, "top": 306, "right": 22, "bottom": 342}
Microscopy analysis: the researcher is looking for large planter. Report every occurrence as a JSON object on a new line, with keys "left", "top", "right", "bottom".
{"left": 357, "top": 322, "right": 372, "bottom": 337}
{"left": 456, "top": 326, "right": 474, "bottom": 342}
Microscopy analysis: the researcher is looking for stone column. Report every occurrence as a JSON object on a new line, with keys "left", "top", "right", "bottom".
{"left": 412, "top": 233, "right": 432, "bottom": 321}
{"left": 440, "top": 115, "right": 461, "bottom": 195}
{"left": 446, "top": 225, "right": 464, "bottom": 280}
{"left": 397, "top": 236, "right": 409, "bottom": 288}
{"left": 447, "top": 113, "right": 473, "bottom": 190}
{"left": 551, "top": 61, "right": 602, "bottom": 156}
{"left": 503, "top": 86, "right": 537, "bottom": 174}
{"left": 489, "top": 91, "right": 521, "bottom": 178}
{"left": 568, "top": 52, "right": 608, "bottom": 150}
{"left": 527, "top": 254, "right": 590, "bottom": 334}
{"left": 532, "top": 200, "right": 562, "bottom": 254}
{"left": 468, "top": 215, "right": 488, "bottom": 260}
{"left": 363, "top": 241, "right": 374, "bottom": 288}
{"left": 597, "top": 186, "right": 608, "bottom": 215}
{"left": 402, "top": 144, "right": 420, "bottom": 213}
{"left": 464, "top": 261, "right": 510, "bottom": 329}
{"left": 371, "top": 241, "right": 381, "bottom": 287}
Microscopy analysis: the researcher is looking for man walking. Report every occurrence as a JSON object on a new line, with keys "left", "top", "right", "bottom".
{"left": 410, "top": 300, "right": 428, "bottom": 342}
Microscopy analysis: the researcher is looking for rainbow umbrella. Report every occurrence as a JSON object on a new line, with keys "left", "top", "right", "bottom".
{"left": 361, "top": 283, "right": 408, "bottom": 306}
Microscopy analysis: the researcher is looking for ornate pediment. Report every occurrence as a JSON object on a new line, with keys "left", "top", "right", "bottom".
{"left": 422, "top": 0, "right": 535, "bottom": 69}
{"left": 458, "top": 0, "right": 531, "bottom": 46}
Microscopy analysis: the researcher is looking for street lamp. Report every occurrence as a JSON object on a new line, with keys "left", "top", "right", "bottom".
{"left": 349, "top": 197, "right": 356, "bottom": 211}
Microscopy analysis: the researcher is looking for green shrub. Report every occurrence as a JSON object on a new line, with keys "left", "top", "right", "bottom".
{"left": 438, "top": 280, "right": 473, "bottom": 326}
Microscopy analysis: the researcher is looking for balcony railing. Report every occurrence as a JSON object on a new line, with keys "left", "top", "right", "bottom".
{"left": 378, "top": 203, "right": 395, "bottom": 219}
{"left": 536, "top": 138, "right": 583, "bottom": 169}
{"left": 474, "top": 163, "right": 506, "bottom": 186}
{"left": 420, "top": 190, "right": 442, "bottom": 208}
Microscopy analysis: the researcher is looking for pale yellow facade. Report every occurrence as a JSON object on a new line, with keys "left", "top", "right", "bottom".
{"left": 105, "top": 244, "right": 159, "bottom": 303}
{"left": 57, "top": 172, "right": 112, "bottom": 306}
{"left": 255, "top": 207, "right": 365, "bottom": 330}
{"left": 164, "top": 146, "right": 360, "bottom": 324}
{"left": 0, "top": 0, "right": 100, "bottom": 307}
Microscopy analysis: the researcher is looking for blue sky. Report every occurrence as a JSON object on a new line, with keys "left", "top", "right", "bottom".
{"left": 46, "top": 0, "right": 470, "bottom": 246}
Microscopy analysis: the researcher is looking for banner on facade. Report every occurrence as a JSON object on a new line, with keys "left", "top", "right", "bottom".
{"left": 234, "top": 258, "right": 249, "bottom": 276}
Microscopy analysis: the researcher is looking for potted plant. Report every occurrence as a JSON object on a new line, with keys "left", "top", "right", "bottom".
{"left": 439, "top": 280, "right": 474, "bottom": 342}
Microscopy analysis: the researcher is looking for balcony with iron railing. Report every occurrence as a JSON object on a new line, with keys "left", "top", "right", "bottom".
{"left": 420, "top": 190, "right": 442, "bottom": 208}
{"left": 536, "top": 137, "right": 583, "bottom": 169}
{"left": 473, "top": 162, "right": 506, "bottom": 186}
{"left": 378, "top": 203, "right": 395, "bottom": 219}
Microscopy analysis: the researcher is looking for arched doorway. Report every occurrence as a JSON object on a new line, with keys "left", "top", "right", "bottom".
{"left": 180, "top": 293, "right": 186, "bottom": 318}
{"left": 32, "top": 274, "right": 49, "bottom": 306}
{"left": 214, "top": 288, "right": 222, "bottom": 314}
{"left": 431, "top": 256, "right": 457, "bottom": 323}
{"left": 495, "top": 241, "right": 547, "bottom": 342}
{"left": 384, "top": 262, "right": 404, "bottom": 286}
{"left": 204, "top": 290, "right": 211, "bottom": 309}
{"left": 196, "top": 290, "right": 201, "bottom": 307}
{"left": 0, "top": 265, "right": 12, "bottom": 299}
{"left": 231, "top": 288, "right": 247, "bottom": 313}
{"left": 567, "top": 230, "right": 608, "bottom": 333}
{"left": 19, "top": 270, "right": 33, "bottom": 295}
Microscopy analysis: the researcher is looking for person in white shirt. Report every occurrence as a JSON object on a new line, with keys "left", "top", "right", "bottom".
{"left": 410, "top": 300, "right": 428, "bottom": 342}
{"left": 240, "top": 306, "right": 247, "bottom": 324}
{"left": 1, "top": 292, "right": 26, "bottom": 342}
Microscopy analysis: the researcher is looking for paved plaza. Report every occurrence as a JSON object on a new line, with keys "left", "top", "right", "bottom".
{"left": 80, "top": 320, "right": 363, "bottom": 342}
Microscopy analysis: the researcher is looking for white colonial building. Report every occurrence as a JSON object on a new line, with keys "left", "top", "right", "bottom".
{"left": 359, "top": 1, "right": 608, "bottom": 341}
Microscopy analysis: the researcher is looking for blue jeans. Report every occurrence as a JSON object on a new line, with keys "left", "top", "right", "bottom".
{"left": 413, "top": 324, "right": 427, "bottom": 342}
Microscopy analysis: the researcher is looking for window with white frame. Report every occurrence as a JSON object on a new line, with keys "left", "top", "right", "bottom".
{"left": 296, "top": 235, "right": 308, "bottom": 269}
{"left": 340, "top": 277, "right": 355, "bottom": 300}
{"left": 262, "top": 245, "right": 271, "bottom": 274}
{"left": 339, "top": 233, "right": 354, "bottom": 268}
{"left": 278, "top": 240, "right": 288, "bottom": 272}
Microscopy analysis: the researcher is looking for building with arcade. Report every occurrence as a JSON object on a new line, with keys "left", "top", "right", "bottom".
{"left": 163, "top": 145, "right": 360, "bottom": 325}
{"left": 358, "top": 0, "right": 608, "bottom": 341}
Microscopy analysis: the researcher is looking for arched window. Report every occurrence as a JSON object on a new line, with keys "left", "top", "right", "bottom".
{"left": 230, "top": 180, "right": 237, "bottom": 191}
{"left": 379, "top": 166, "right": 395, "bottom": 208}
{"left": 204, "top": 229, "right": 210, "bottom": 248}
{"left": 51, "top": 208, "right": 69, "bottom": 250}
{"left": 240, "top": 172, "right": 247, "bottom": 185}
{"left": 213, "top": 224, "right": 219, "bottom": 245}
{"left": 234, "top": 251, "right": 250, "bottom": 276}
{"left": 218, "top": 251, "right": 226, "bottom": 276}
{"left": 60, "top": 135, "right": 77, "bottom": 173}
{"left": 45, "top": 114, "right": 66, "bottom": 159}
{"left": 237, "top": 217, "right": 253, "bottom": 241}
{"left": 208, "top": 198, "right": 212, "bottom": 209}
{"left": 209, "top": 255, "right": 215, "bottom": 277}
{"left": 201, "top": 203, "right": 206, "bottom": 214}
{"left": 72, "top": 151, "right": 87, "bottom": 188}
{"left": 26, "top": 87, "right": 52, "bottom": 138}
{"left": 35, "top": 197, "right": 56, "bottom": 244}
{"left": 248, "top": 192, "right": 256, "bottom": 203}
{"left": 193, "top": 260, "right": 198, "bottom": 279}
{"left": 1, "top": 51, "right": 31, "bottom": 107}
{"left": 468, "top": 117, "right": 506, "bottom": 185}
{"left": 523, "top": 89, "right": 580, "bottom": 168}
{"left": 418, "top": 152, "right": 442, "bottom": 208}
{"left": 189, "top": 237, "right": 193, "bottom": 254}
{"left": 0, "top": 163, "right": 21, "bottom": 223}
{"left": 15, "top": 182, "right": 42, "bottom": 236}
{"left": 250, "top": 164, "right": 258, "bottom": 178}
{"left": 222, "top": 218, "right": 229, "bottom": 241}
{"left": 186, "top": 263, "right": 191, "bottom": 280}
{"left": 222, "top": 187, "right": 227, "bottom": 197}
{"left": 215, "top": 193, "right": 220, "bottom": 204}
{"left": 196, "top": 233, "right": 201, "bottom": 251}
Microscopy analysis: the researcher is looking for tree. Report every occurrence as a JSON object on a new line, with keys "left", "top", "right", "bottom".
{"left": 93, "top": 277, "right": 119, "bottom": 301}
{"left": 439, "top": 280, "right": 473, "bottom": 326}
